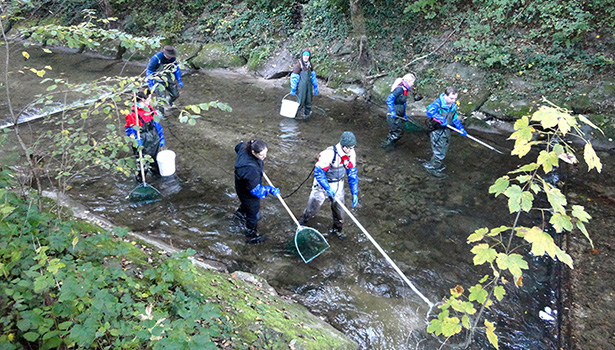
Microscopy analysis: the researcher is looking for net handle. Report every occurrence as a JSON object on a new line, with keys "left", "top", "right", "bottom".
{"left": 263, "top": 172, "right": 300, "bottom": 227}
{"left": 333, "top": 197, "right": 434, "bottom": 308}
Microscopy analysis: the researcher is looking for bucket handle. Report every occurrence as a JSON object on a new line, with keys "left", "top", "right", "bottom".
{"left": 282, "top": 93, "right": 296, "bottom": 101}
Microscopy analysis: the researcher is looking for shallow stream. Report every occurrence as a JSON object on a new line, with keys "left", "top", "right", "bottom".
{"left": 2, "top": 45, "right": 591, "bottom": 349}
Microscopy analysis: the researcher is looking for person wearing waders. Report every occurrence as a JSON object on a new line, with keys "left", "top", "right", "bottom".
{"left": 298, "top": 131, "right": 359, "bottom": 240}
{"left": 381, "top": 73, "right": 422, "bottom": 151}
{"left": 125, "top": 91, "right": 166, "bottom": 181}
{"left": 423, "top": 86, "right": 466, "bottom": 173}
{"left": 234, "top": 139, "right": 280, "bottom": 244}
{"left": 290, "top": 49, "right": 319, "bottom": 119}
{"left": 146, "top": 45, "right": 183, "bottom": 113}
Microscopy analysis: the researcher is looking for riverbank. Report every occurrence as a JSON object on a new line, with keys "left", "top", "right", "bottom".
{"left": 1, "top": 38, "right": 613, "bottom": 349}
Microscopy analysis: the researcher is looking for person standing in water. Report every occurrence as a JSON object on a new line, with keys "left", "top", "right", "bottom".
{"left": 146, "top": 45, "right": 183, "bottom": 112}
{"left": 290, "top": 49, "right": 319, "bottom": 119}
{"left": 381, "top": 73, "right": 422, "bottom": 151}
{"left": 423, "top": 86, "right": 467, "bottom": 174}
{"left": 298, "top": 131, "right": 359, "bottom": 240}
{"left": 124, "top": 90, "right": 165, "bottom": 180}
{"left": 234, "top": 139, "right": 280, "bottom": 244}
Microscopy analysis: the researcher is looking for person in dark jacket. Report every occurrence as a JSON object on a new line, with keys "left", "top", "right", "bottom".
{"left": 125, "top": 91, "right": 165, "bottom": 180}
{"left": 289, "top": 49, "right": 319, "bottom": 119}
{"left": 423, "top": 86, "right": 467, "bottom": 174}
{"left": 146, "top": 45, "right": 183, "bottom": 111}
{"left": 381, "top": 73, "right": 422, "bottom": 150}
{"left": 234, "top": 139, "right": 280, "bottom": 244}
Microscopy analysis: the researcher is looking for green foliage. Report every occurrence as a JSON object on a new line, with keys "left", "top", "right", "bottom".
{"left": 428, "top": 99, "right": 602, "bottom": 348}
{"left": 0, "top": 174, "right": 227, "bottom": 349}
{"left": 195, "top": 0, "right": 295, "bottom": 63}
{"left": 20, "top": 10, "right": 162, "bottom": 53}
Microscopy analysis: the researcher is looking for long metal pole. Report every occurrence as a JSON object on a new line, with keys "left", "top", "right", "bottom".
{"left": 263, "top": 172, "right": 300, "bottom": 226}
{"left": 334, "top": 197, "right": 434, "bottom": 308}
{"left": 446, "top": 125, "right": 505, "bottom": 154}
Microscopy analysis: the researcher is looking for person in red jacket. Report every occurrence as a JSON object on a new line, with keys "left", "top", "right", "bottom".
{"left": 124, "top": 91, "right": 165, "bottom": 180}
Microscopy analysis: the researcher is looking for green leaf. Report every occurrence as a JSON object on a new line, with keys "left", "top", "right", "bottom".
{"left": 550, "top": 213, "right": 573, "bottom": 233}
{"left": 190, "top": 105, "right": 201, "bottom": 114}
{"left": 461, "top": 315, "right": 471, "bottom": 329}
{"left": 188, "top": 118, "right": 196, "bottom": 126}
{"left": 488, "top": 226, "right": 509, "bottom": 237}
{"left": 24, "top": 332, "right": 40, "bottom": 342}
{"left": 571, "top": 205, "right": 591, "bottom": 223}
{"left": 575, "top": 221, "right": 593, "bottom": 248}
{"left": 509, "top": 116, "right": 532, "bottom": 142}
{"left": 509, "top": 163, "right": 539, "bottom": 174}
{"left": 544, "top": 184, "right": 567, "bottom": 214}
{"left": 494, "top": 285, "right": 506, "bottom": 301}
{"left": 578, "top": 114, "right": 601, "bottom": 132}
{"left": 516, "top": 175, "right": 532, "bottom": 184}
{"left": 471, "top": 243, "right": 497, "bottom": 265}
{"left": 520, "top": 191, "right": 534, "bottom": 212}
{"left": 504, "top": 185, "right": 522, "bottom": 213}
{"left": 496, "top": 253, "right": 528, "bottom": 280}
{"left": 468, "top": 284, "right": 488, "bottom": 304}
{"left": 485, "top": 320, "right": 499, "bottom": 349}
{"left": 489, "top": 176, "right": 509, "bottom": 197}
{"left": 467, "top": 227, "right": 489, "bottom": 243}
{"left": 531, "top": 107, "right": 559, "bottom": 129}
{"left": 523, "top": 226, "right": 558, "bottom": 256}
{"left": 46, "top": 84, "right": 58, "bottom": 91}
{"left": 583, "top": 144, "right": 602, "bottom": 173}
{"left": 537, "top": 150, "right": 559, "bottom": 174}
{"left": 441, "top": 316, "right": 462, "bottom": 337}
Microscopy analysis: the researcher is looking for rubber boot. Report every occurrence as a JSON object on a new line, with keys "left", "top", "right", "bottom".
{"left": 380, "top": 138, "right": 397, "bottom": 152}
{"left": 329, "top": 228, "right": 346, "bottom": 241}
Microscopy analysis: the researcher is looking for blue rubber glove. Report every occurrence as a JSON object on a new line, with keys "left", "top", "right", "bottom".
{"left": 326, "top": 188, "right": 336, "bottom": 199}
{"left": 178, "top": 81, "right": 184, "bottom": 89}
{"left": 352, "top": 194, "right": 358, "bottom": 208}
{"left": 314, "top": 86, "right": 319, "bottom": 95}
{"left": 137, "top": 138, "right": 143, "bottom": 147}
{"left": 159, "top": 139, "right": 165, "bottom": 147}
{"left": 270, "top": 187, "right": 280, "bottom": 197}
{"left": 402, "top": 115, "right": 409, "bottom": 121}
{"left": 290, "top": 89, "right": 296, "bottom": 95}
{"left": 460, "top": 128, "right": 467, "bottom": 136}
{"left": 438, "top": 117, "right": 448, "bottom": 128}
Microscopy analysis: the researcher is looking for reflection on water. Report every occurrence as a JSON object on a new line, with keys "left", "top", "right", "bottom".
{"left": 2, "top": 45, "right": 579, "bottom": 350}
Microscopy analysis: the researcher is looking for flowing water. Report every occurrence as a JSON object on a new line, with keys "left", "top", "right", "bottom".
{"left": 2, "top": 45, "right": 592, "bottom": 349}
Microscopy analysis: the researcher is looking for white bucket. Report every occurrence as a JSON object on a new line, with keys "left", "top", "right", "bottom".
{"left": 156, "top": 150, "right": 176, "bottom": 176}
{"left": 279, "top": 94, "right": 299, "bottom": 118}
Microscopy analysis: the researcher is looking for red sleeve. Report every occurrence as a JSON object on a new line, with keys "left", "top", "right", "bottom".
{"left": 124, "top": 112, "right": 137, "bottom": 128}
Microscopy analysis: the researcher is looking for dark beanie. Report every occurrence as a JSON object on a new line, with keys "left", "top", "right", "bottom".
{"left": 340, "top": 131, "right": 356, "bottom": 147}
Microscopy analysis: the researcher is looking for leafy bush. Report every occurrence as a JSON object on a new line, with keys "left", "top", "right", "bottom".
{"left": 0, "top": 174, "right": 227, "bottom": 349}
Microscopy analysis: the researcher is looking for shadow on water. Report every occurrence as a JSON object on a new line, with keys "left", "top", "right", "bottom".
{"left": 2, "top": 46, "right": 581, "bottom": 350}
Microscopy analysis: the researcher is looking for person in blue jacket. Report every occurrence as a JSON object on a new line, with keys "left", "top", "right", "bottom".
{"left": 290, "top": 49, "right": 319, "bottom": 119}
{"left": 124, "top": 91, "right": 165, "bottom": 180}
{"left": 298, "top": 131, "right": 359, "bottom": 240}
{"left": 423, "top": 86, "right": 467, "bottom": 173}
{"left": 234, "top": 139, "right": 280, "bottom": 244}
{"left": 146, "top": 45, "right": 183, "bottom": 110}
{"left": 381, "top": 73, "right": 421, "bottom": 150}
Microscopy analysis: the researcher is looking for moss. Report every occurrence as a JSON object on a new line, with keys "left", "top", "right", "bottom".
{"left": 191, "top": 43, "right": 247, "bottom": 69}
{"left": 179, "top": 270, "right": 356, "bottom": 349}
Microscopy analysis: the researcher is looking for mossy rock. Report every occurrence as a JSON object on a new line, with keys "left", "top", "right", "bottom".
{"left": 371, "top": 76, "right": 397, "bottom": 105}
{"left": 190, "top": 43, "right": 246, "bottom": 69}
{"left": 317, "top": 59, "right": 360, "bottom": 89}
{"left": 189, "top": 270, "right": 357, "bottom": 349}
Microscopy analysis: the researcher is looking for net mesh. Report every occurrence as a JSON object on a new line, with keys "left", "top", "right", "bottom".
{"left": 295, "top": 226, "right": 330, "bottom": 263}
{"left": 403, "top": 118, "right": 428, "bottom": 132}
{"left": 128, "top": 184, "right": 162, "bottom": 204}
